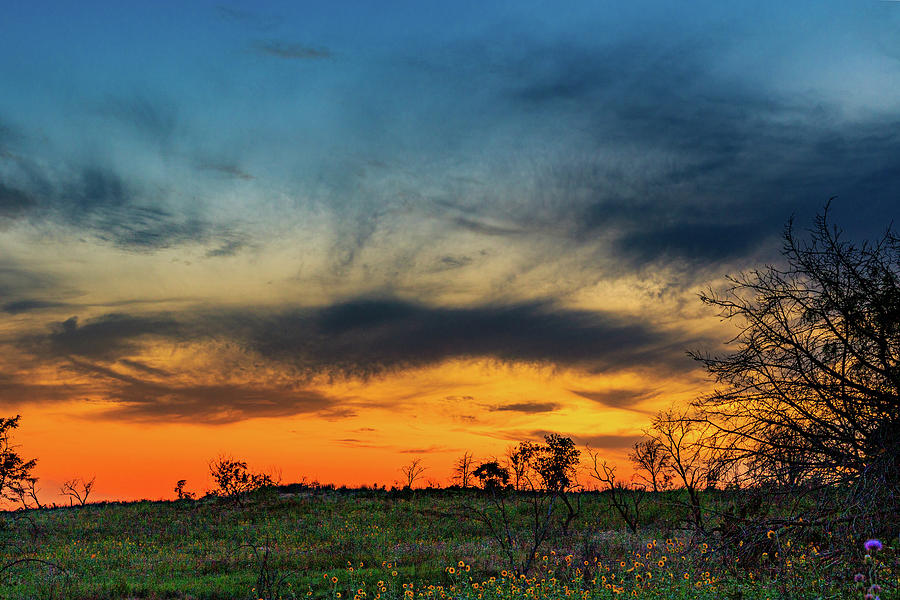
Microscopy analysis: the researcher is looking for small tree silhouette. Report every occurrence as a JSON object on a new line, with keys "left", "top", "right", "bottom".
{"left": 60, "top": 476, "right": 95, "bottom": 506}
{"left": 451, "top": 451, "right": 476, "bottom": 488}
{"left": 174, "top": 479, "right": 195, "bottom": 500}
{"left": 400, "top": 458, "right": 427, "bottom": 489}
{"left": 209, "top": 456, "right": 275, "bottom": 505}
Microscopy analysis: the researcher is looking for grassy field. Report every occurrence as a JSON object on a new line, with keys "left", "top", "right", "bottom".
{"left": 0, "top": 486, "right": 895, "bottom": 600}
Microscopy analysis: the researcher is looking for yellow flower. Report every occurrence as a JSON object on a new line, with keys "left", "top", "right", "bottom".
{"left": 767, "top": 530, "right": 776, "bottom": 540}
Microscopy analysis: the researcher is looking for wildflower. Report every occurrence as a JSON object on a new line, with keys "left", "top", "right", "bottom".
{"left": 766, "top": 530, "right": 776, "bottom": 540}
{"left": 864, "top": 539, "right": 883, "bottom": 552}
{"left": 855, "top": 573, "right": 866, "bottom": 583}
{"left": 332, "top": 577, "right": 339, "bottom": 584}
{"left": 869, "top": 584, "right": 882, "bottom": 594}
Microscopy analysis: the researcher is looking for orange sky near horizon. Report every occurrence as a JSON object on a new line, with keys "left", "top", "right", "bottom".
{"left": 10, "top": 356, "right": 709, "bottom": 505}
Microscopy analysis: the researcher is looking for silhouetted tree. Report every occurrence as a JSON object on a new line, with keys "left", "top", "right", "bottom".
{"left": 692, "top": 206, "right": 900, "bottom": 518}
{"left": 534, "top": 434, "right": 582, "bottom": 534}
{"left": 16, "top": 476, "right": 43, "bottom": 510}
{"left": 587, "top": 448, "right": 645, "bottom": 533}
{"left": 174, "top": 479, "right": 195, "bottom": 500}
{"left": 629, "top": 438, "right": 672, "bottom": 493}
{"left": 473, "top": 460, "right": 510, "bottom": 492}
{"left": 452, "top": 451, "right": 476, "bottom": 488}
{"left": 60, "top": 476, "right": 95, "bottom": 506}
{"left": 209, "top": 456, "right": 275, "bottom": 505}
{"left": 505, "top": 442, "right": 537, "bottom": 491}
{"left": 400, "top": 458, "right": 427, "bottom": 489}
{"left": 647, "top": 409, "right": 716, "bottom": 534}
{"left": 0, "top": 415, "right": 37, "bottom": 505}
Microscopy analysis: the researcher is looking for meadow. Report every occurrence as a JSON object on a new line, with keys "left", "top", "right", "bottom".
{"left": 1, "top": 485, "right": 894, "bottom": 600}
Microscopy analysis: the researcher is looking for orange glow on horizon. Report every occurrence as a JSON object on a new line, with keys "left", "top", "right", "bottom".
{"left": 10, "top": 358, "right": 706, "bottom": 505}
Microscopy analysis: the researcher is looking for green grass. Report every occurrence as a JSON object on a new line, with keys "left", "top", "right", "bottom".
{"left": 0, "top": 487, "right": 895, "bottom": 599}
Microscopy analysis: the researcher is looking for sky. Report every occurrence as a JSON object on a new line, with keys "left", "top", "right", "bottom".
{"left": 1, "top": 1, "right": 900, "bottom": 503}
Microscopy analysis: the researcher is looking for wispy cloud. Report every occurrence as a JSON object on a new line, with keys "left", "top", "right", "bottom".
{"left": 253, "top": 40, "right": 332, "bottom": 60}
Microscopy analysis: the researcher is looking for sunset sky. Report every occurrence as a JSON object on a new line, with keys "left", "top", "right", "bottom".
{"left": 2, "top": 1, "right": 900, "bottom": 503}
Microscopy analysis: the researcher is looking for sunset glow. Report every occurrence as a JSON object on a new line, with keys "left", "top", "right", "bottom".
{"left": 2, "top": 1, "right": 900, "bottom": 504}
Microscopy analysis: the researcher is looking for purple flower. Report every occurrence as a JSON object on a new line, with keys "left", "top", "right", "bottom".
{"left": 854, "top": 573, "right": 866, "bottom": 583}
{"left": 864, "top": 539, "right": 883, "bottom": 552}
{"left": 869, "top": 584, "right": 882, "bottom": 594}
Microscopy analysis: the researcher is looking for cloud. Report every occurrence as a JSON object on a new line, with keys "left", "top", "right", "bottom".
{"left": 570, "top": 388, "right": 658, "bottom": 411}
{"left": 431, "top": 255, "right": 473, "bottom": 272}
{"left": 523, "top": 429, "right": 643, "bottom": 451}
{"left": 38, "top": 313, "right": 182, "bottom": 361}
{"left": 490, "top": 401, "right": 560, "bottom": 414}
{"left": 205, "top": 238, "right": 246, "bottom": 258}
{"left": 253, "top": 40, "right": 332, "bottom": 60}
{"left": 0, "top": 184, "right": 36, "bottom": 219}
{"left": 429, "top": 33, "right": 900, "bottom": 268}
{"left": 92, "top": 95, "right": 178, "bottom": 145}
{"left": 0, "top": 265, "right": 61, "bottom": 302}
{"left": 44, "top": 358, "right": 341, "bottom": 424}
{"left": 578, "top": 433, "right": 643, "bottom": 451}
{"left": 1, "top": 160, "right": 242, "bottom": 253}
{"left": 244, "top": 298, "right": 695, "bottom": 378}
{"left": 8, "top": 296, "right": 700, "bottom": 422}
{"left": 23, "top": 298, "right": 699, "bottom": 379}
{"left": 100, "top": 382, "right": 336, "bottom": 424}
{"left": 2, "top": 299, "right": 69, "bottom": 314}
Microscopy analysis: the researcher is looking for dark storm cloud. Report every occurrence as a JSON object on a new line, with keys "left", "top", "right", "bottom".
{"left": 55, "top": 357, "right": 339, "bottom": 423}
{"left": 2, "top": 299, "right": 69, "bottom": 314}
{"left": 253, "top": 40, "right": 332, "bottom": 60}
{"left": 491, "top": 401, "right": 560, "bottom": 414}
{"left": 472, "top": 36, "right": 900, "bottom": 267}
{"left": 19, "top": 297, "right": 698, "bottom": 406}
{"left": 613, "top": 221, "right": 771, "bottom": 266}
{"left": 242, "top": 298, "right": 696, "bottom": 377}
{"left": 40, "top": 313, "right": 182, "bottom": 361}
{"left": 0, "top": 375, "right": 84, "bottom": 407}
{"left": 0, "top": 184, "right": 36, "bottom": 219}
{"left": 101, "top": 382, "right": 336, "bottom": 424}
{"left": 0, "top": 265, "right": 61, "bottom": 302}
{"left": 117, "top": 358, "right": 172, "bottom": 377}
